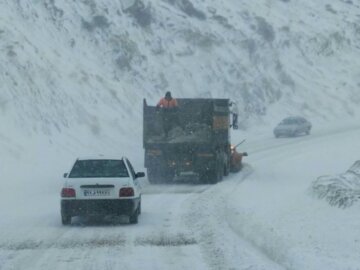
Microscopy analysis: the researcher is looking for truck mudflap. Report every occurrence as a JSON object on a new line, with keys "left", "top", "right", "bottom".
{"left": 146, "top": 147, "right": 223, "bottom": 183}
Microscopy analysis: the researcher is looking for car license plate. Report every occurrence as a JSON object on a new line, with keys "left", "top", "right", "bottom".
{"left": 83, "top": 189, "right": 111, "bottom": 197}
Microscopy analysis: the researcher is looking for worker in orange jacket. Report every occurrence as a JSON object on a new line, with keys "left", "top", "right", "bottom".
{"left": 157, "top": 91, "right": 178, "bottom": 109}
{"left": 156, "top": 91, "right": 179, "bottom": 136}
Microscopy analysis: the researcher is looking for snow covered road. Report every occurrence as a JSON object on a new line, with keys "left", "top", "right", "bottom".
{"left": 0, "top": 187, "right": 209, "bottom": 270}
{"left": 1, "top": 124, "right": 360, "bottom": 270}
{"left": 226, "top": 124, "right": 360, "bottom": 270}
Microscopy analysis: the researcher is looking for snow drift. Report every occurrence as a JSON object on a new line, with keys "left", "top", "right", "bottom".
{"left": 311, "top": 160, "right": 360, "bottom": 208}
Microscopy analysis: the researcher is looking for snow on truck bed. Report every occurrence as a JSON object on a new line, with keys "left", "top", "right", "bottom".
{"left": 146, "top": 123, "right": 212, "bottom": 144}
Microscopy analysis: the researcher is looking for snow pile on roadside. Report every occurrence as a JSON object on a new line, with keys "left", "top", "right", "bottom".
{"left": 311, "top": 160, "right": 360, "bottom": 208}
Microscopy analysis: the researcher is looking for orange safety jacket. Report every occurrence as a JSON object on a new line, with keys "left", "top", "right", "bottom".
{"left": 157, "top": 98, "right": 178, "bottom": 108}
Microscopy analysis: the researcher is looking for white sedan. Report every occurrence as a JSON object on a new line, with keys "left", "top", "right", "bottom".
{"left": 273, "top": 116, "right": 312, "bottom": 138}
{"left": 60, "top": 156, "right": 144, "bottom": 225}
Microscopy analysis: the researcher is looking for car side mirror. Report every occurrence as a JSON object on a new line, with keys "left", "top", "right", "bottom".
{"left": 63, "top": 173, "right": 68, "bottom": 178}
{"left": 242, "top": 152, "right": 248, "bottom": 157}
{"left": 135, "top": 172, "right": 145, "bottom": 179}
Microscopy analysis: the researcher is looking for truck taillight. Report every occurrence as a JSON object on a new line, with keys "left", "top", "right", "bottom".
{"left": 119, "top": 187, "right": 134, "bottom": 197}
{"left": 61, "top": 188, "right": 76, "bottom": 198}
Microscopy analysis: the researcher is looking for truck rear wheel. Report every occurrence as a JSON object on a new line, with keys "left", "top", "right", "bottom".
{"left": 147, "top": 168, "right": 160, "bottom": 184}
{"left": 202, "top": 160, "right": 223, "bottom": 184}
{"left": 216, "top": 162, "right": 224, "bottom": 183}
{"left": 200, "top": 170, "right": 214, "bottom": 184}
{"left": 147, "top": 168, "right": 174, "bottom": 184}
{"left": 224, "top": 161, "right": 230, "bottom": 176}
{"left": 207, "top": 170, "right": 218, "bottom": 184}
{"left": 209, "top": 167, "right": 222, "bottom": 184}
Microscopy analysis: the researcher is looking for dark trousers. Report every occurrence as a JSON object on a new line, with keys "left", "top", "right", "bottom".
{"left": 162, "top": 110, "right": 178, "bottom": 135}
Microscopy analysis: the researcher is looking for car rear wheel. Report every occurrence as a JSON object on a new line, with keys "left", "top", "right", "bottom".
{"left": 129, "top": 207, "right": 139, "bottom": 224}
{"left": 61, "top": 213, "right": 72, "bottom": 225}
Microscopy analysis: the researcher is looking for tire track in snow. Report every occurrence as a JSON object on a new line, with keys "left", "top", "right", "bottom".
{"left": 182, "top": 166, "right": 286, "bottom": 270}
{"left": 0, "top": 186, "right": 211, "bottom": 270}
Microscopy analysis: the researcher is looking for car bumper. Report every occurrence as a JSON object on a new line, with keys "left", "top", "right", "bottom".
{"left": 61, "top": 198, "right": 140, "bottom": 217}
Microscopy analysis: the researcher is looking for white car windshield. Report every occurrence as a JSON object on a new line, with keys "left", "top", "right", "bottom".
{"left": 281, "top": 118, "right": 299, "bottom": 125}
{"left": 69, "top": 159, "right": 129, "bottom": 178}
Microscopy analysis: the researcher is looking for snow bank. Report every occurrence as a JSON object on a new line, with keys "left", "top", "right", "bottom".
{"left": 311, "top": 160, "right": 360, "bottom": 208}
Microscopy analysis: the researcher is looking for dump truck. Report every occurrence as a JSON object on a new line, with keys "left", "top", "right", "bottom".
{"left": 143, "top": 98, "right": 245, "bottom": 184}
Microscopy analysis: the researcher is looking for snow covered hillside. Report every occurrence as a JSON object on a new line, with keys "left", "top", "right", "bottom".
{"left": 1, "top": 0, "right": 360, "bottom": 153}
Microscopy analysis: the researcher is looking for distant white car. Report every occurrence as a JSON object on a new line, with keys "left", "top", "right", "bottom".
{"left": 273, "top": 116, "right": 312, "bottom": 138}
{"left": 60, "top": 156, "right": 145, "bottom": 225}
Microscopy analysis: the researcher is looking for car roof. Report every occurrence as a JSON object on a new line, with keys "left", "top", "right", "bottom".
{"left": 76, "top": 155, "right": 126, "bottom": 161}
{"left": 283, "top": 116, "right": 306, "bottom": 120}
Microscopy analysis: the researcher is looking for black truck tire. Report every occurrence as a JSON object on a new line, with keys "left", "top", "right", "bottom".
{"left": 202, "top": 157, "right": 223, "bottom": 184}
{"left": 207, "top": 170, "right": 218, "bottom": 184}
{"left": 208, "top": 166, "right": 223, "bottom": 184}
{"left": 147, "top": 168, "right": 174, "bottom": 184}
{"left": 216, "top": 161, "right": 224, "bottom": 183}
{"left": 147, "top": 168, "right": 159, "bottom": 184}
{"left": 224, "top": 160, "right": 230, "bottom": 176}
